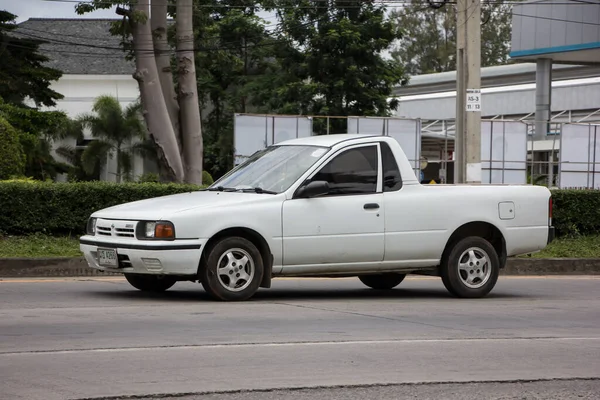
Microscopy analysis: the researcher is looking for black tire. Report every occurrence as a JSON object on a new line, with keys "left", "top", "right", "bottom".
{"left": 199, "top": 236, "right": 264, "bottom": 301}
{"left": 441, "top": 236, "right": 500, "bottom": 298}
{"left": 358, "top": 273, "right": 406, "bottom": 290}
{"left": 124, "top": 273, "right": 177, "bottom": 292}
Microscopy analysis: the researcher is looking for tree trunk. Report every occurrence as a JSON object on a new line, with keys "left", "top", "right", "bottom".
{"left": 176, "top": 0, "right": 204, "bottom": 185}
{"left": 151, "top": 0, "right": 182, "bottom": 155}
{"left": 130, "top": 0, "right": 184, "bottom": 182}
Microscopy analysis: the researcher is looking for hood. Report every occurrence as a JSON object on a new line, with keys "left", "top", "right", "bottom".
{"left": 92, "top": 190, "right": 278, "bottom": 220}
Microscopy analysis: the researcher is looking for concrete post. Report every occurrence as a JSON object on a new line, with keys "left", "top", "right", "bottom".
{"left": 535, "top": 58, "right": 552, "bottom": 182}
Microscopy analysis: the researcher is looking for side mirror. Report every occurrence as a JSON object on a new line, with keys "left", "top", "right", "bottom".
{"left": 296, "top": 180, "right": 330, "bottom": 198}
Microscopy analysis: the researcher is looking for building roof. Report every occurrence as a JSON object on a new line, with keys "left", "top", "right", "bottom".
{"left": 14, "top": 18, "right": 135, "bottom": 75}
{"left": 393, "top": 63, "right": 600, "bottom": 97}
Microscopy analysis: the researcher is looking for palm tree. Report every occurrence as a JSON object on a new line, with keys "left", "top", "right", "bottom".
{"left": 69, "top": 95, "right": 155, "bottom": 183}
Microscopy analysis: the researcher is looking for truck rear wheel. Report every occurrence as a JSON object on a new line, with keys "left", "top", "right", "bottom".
{"left": 441, "top": 236, "right": 499, "bottom": 298}
{"left": 124, "top": 273, "right": 177, "bottom": 292}
{"left": 199, "top": 236, "right": 264, "bottom": 301}
{"left": 359, "top": 273, "right": 406, "bottom": 290}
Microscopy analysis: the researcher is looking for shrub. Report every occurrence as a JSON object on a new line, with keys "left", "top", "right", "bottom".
{"left": 551, "top": 189, "right": 600, "bottom": 237}
{"left": 0, "top": 181, "right": 203, "bottom": 235}
{"left": 137, "top": 171, "right": 214, "bottom": 185}
{"left": 0, "top": 117, "right": 26, "bottom": 179}
{"left": 202, "top": 170, "right": 214, "bottom": 185}
{"left": 1, "top": 182, "right": 598, "bottom": 238}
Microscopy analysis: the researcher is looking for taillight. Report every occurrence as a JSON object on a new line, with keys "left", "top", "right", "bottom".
{"left": 548, "top": 197, "right": 553, "bottom": 225}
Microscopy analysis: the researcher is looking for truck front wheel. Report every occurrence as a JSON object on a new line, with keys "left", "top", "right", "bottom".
{"left": 199, "top": 236, "right": 264, "bottom": 301}
{"left": 358, "top": 273, "right": 406, "bottom": 290}
{"left": 441, "top": 236, "right": 500, "bottom": 298}
{"left": 124, "top": 273, "right": 177, "bottom": 292}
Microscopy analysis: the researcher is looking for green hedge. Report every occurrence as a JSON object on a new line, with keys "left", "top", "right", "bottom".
{"left": 1, "top": 182, "right": 599, "bottom": 238}
{"left": 552, "top": 189, "right": 600, "bottom": 237}
{"left": 0, "top": 116, "right": 26, "bottom": 179}
{"left": 0, "top": 181, "right": 203, "bottom": 236}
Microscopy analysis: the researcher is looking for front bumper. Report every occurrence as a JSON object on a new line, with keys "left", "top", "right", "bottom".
{"left": 79, "top": 236, "right": 205, "bottom": 276}
{"left": 548, "top": 226, "right": 555, "bottom": 244}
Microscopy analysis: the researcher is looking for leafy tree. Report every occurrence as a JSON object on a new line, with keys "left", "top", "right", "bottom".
{"left": 57, "top": 95, "right": 153, "bottom": 183}
{"left": 76, "top": 0, "right": 204, "bottom": 184}
{"left": 190, "top": 2, "right": 278, "bottom": 178}
{"left": 0, "top": 102, "right": 78, "bottom": 180}
{"left": 389, "top": 0, "right": 514, "bottom": 76}
{"left": 0, "top": 10, "right": 63, "bottom": 107}
{"left": 0, "top": 10, "right": 75, "bottom": 180}
{"left": 257, "top": 0, "right": 407, "bottom": 134}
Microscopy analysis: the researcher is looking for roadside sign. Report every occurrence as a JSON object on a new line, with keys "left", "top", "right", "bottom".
{"left": 466, "top": 89, "right": 481, "bottom": 112}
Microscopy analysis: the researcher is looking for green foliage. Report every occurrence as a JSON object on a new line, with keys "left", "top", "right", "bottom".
{"left": 256, "top": 0, "right": 407, "bottom": 134}
{"left": 0, "top": 181, "right": 204, "bottom": 235}
{"left": 525, "top": 234, "right": 600, "bottom": 259}
{"left": 56, "top": 95, "right": 153, "bottom": 183}
{"left": 0, "top": 103, "right": 75, "bottom": 180}
{"left": 189, "top": 3, "right": 278, "bottom": 179}
{"left": 0, "top": 233, "right": 82, "bottom": 258}
{"left": 552, "top": 189, "right": 600, "bottom": 238}
{"left": 0, "top": 116, "right": 26, "bottom": 179}
{"left": 137, "top": 173, "right": 161, "bottom": 183}
{"left": 0, "top": 11, "right": 63, "bottom": 107}
{"left": 389, "top": 1, "right": 513, "bottom": 76}
{"left": 202, "top": 170, "right": 214, "bottom": 185}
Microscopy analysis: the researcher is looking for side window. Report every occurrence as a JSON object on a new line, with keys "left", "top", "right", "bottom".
{"left": 311, "top": 145, "right": 378, "bottom": 195}
{"left": 380, "top": 141, "right": 402, "bottom": 192}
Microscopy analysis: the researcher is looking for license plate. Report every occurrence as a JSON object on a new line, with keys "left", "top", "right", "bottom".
{"left": 98, "top": 248, "right": 118, "bottom": 267}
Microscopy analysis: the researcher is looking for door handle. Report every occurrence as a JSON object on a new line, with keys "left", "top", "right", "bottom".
{"left": 364, "top": 203, "right": 379, "bottom": 210}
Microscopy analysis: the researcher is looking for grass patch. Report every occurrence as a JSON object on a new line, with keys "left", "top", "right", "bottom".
{"left": 0, "top": 234, "right": 599, "bottom": 259}
{"left": 523, "top": 235, "right": 600, "bottom": 259}
{"left": 0, "top": 234, "right": 81, "bottom": 258}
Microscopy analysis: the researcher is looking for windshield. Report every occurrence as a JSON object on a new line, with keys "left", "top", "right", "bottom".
{"left": 210, "top": 145, "right": 330, "bottom": 193}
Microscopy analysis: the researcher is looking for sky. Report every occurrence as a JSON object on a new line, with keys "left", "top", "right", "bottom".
{"left": 1, "top": 0, "right": 393, "bottom": 56}
{"left": 2, "top": 0, "right": 118, "bottom": 22}
{"left": 1, "top": 0, "right": 277, "bottom": 23}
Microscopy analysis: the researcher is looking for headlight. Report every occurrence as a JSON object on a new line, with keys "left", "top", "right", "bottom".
{"left": 86, "top": 217, "right": 97, "bottom": 235}
{"left": 145, "top": 222, "right": 156, "bottom": 237}
{"left": 137, "top": 221, "right": 175, "bottom": 240}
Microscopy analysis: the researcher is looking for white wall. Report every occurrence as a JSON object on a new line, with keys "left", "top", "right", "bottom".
{"left": 42, "top": 74, "right": 147, "bottom": 182}
{"left": 395, "top": 77, "right": 600, "bottom": 120}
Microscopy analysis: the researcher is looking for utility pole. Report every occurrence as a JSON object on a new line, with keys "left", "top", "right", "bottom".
{"left": 454, "top": 0, "right": 482, "bottom": 184}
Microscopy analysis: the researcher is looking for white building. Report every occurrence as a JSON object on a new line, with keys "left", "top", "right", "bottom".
{"left": 15, "top": 18, "right": 152, "bottom": 182}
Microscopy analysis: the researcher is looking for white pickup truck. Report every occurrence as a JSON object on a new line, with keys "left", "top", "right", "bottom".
{"left": 80, "top": 134, "right": 554, "bottom": 301}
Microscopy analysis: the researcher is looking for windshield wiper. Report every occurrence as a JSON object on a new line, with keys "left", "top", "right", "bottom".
{"left": 206, "top": 186, "right": 277, "bottom": 194}
{"left": 240, "top": 187, "right": 278, "bottom": 195}
{"left": 206, "top": 186, "right": 239, "bottom": 192}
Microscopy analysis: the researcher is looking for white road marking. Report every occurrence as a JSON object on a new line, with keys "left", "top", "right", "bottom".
{"left": 2, "top": 336, "right": 598, "bottom": 357}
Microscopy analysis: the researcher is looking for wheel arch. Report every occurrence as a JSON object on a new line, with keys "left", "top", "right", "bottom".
{"left": 441, "top": 221, "right": 507, "bottom": 269}
{"left": 199, "top": 227, "right": 273, "bottom": 288}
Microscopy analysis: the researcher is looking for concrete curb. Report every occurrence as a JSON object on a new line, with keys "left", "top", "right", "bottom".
{"left": 0, "top": 257, "right": 599, "bottom": 278}
{"left": 0, "top": 257, "right": 120, "bottom": 277}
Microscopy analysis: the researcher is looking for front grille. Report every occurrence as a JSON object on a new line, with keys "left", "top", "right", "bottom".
{"left": 95, "top": 220, "right": 137, "bottom": 238}
{"left": 115, "top": 227, "right": 135, "bottom": 237}
{"left": 97, "top": 226, "right": 112, "bottom": 236}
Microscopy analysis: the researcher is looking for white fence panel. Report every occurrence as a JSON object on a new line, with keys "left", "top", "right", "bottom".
{"left": 559, "top": 123, "right": 600, "bottom": 189}
{"left": 481, "top": 120, "right": 527, "bottom": 184}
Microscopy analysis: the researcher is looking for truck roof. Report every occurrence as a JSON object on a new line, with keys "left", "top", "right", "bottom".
{"left": 278, "top": 134, "right": 382, "bottom": 148}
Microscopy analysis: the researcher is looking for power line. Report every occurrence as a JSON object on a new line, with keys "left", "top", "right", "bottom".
{"left": 38, "top": 0, "right": 600, "bottom": 6}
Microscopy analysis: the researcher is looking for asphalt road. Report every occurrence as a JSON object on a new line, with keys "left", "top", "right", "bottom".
{"left": 0, "top": 276, "right": 599, "bottom": 400}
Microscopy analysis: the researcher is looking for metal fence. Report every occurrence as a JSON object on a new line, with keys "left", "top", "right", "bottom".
{"left": 233, "top": 113, "right": 600, "bottom": 188}
{"left": 233, "top": 113, "right": 421, "bottom": 175}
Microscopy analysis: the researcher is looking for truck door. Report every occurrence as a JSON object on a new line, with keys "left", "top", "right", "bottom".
{"left": 281, "top": 143, "right": 385, "bottom": 267}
